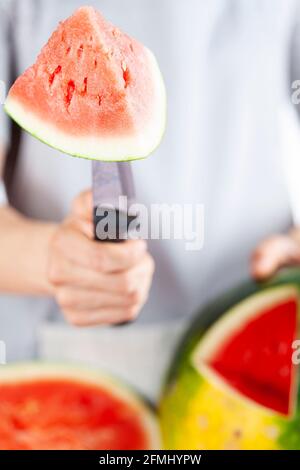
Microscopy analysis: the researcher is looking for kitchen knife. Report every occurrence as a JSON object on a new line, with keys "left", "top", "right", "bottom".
{"left": 92, "top": 160, "right": 139, "bottom": 326}
{"left": 92, "top": 160, "right": 138, "bottom": 242}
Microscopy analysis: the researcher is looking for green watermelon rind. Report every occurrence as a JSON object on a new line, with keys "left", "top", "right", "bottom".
{"left": 160, "top": 361, "right": 203, "bottom": 449}
{"left": 4, "top": 96, "right": 167, "bottom": 163}
{"left": 4, "top": 108, "right": 164, "bottom": 163}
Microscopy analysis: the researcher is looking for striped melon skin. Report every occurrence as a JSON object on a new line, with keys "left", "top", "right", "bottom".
{"left": 160, "top": 269, "right": 300, "bottom": 450}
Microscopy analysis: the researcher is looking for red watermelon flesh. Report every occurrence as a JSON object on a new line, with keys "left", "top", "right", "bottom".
{"left": 0, "top": 378, "right": 155, "bottom": 450}
{"left": 4, "top": 7, "right": 166, "bottom": 161}
{"left": 208, "top": 298, "right": 298, "bottom": 416}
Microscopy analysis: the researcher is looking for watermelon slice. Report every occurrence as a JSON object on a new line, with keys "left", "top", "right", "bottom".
{"left": 4, "top": 7, "right": 166, "bottom": 161}
{"left": 193, "top": 286, "right": 298, "bottom": 417}
{"left": 0, "top": 363, "right": 160, "bottom": 450}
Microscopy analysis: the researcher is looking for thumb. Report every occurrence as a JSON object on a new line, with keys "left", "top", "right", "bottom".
{"left": 71, "top": 190, "right": 93, "bottom": 222}
{"left": 251, "top": 235, "right": 300, "bottom": 280}
{"left": 69, "top": 190, "right": 93, "bottom": 239}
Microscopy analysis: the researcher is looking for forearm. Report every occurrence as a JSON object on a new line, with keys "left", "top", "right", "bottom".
{"left": 0, "top": 205, "right": 57, "bottom": 295}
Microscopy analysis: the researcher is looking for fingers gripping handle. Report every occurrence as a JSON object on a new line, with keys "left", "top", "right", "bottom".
{"left": 92, "top": 160, "right": 139, "bottom": 325}
{"left": 93, "top": 207, "right": 139, "bottom": 326}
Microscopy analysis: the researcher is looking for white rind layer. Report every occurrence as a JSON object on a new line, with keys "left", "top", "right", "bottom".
{"left": 0, "top": 362, "right": 161, "bottom": 449}
{"left": 4, "top": 48, "right": 166, "bottom": 162}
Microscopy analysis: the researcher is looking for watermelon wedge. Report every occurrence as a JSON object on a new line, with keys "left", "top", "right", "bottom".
{"left": 160, "top": 269, "right": 300, "bottom": 450}
{"left": 193, "top": 286, "right": 298, "bottom": 417}
{"left": 0, "top": 363, "right": 160, "bottom": 450}
{"left": 4, "top": 7, "right": 166, "bottom": 161}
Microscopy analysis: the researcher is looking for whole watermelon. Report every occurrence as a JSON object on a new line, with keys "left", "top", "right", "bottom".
{"left": 160, "top": 269, "right": 300, "bottom": 450}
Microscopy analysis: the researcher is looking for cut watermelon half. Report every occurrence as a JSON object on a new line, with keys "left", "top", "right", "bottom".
{"left": 4, "top": 7, "right": 166, "bottom": 161}
{"left": 193, "top": 286, "right": 299, "bottom": 417}
{"left": 0, "top": 363, "right": 160, "bottom": 450}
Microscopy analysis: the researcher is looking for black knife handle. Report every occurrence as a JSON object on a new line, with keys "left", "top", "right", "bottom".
{"left": 93, "top": 207, "right": 137, "bottom": 243}
{"left": 94, "top": 207, "right": 139, "bottom": 326}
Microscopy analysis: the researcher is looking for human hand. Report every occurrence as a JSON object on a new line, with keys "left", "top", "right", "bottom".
{"left": 251, "top": 229, "right": 300, "bottom": 280}
{"left": 47, "top": 191, "right": 154, "bottom": 326}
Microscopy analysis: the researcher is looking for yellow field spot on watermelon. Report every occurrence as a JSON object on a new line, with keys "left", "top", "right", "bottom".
{"left": 264, "top": 425, "right": 280, "bottom": 440}
{"left": 197, "top": 415, "right": 208, "bottom": 430}
{"left": 177, "top": 381, "right": 280, "bottom": 450}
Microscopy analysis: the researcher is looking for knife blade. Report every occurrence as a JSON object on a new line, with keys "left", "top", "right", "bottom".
{"left": 92, "top": 161, "right": 137, "bottom": 242}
